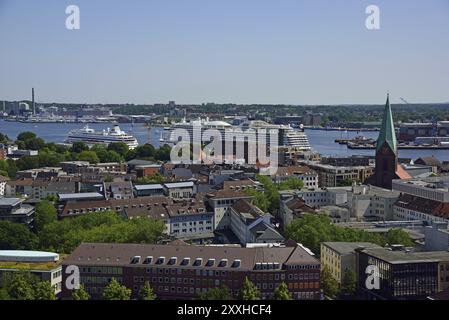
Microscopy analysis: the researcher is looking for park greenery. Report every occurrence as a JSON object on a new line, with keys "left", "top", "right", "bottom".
{"left": 286, "top": 214, "right": 414, "bottom": 255}
{"left": 0, "top": 210, "right": 165, "bottom": 253}
{"left": 0, "top": 131, "right": 172, "bottom": 179}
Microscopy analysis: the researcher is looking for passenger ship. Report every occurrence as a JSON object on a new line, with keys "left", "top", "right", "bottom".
{"left": 165, "top": 118, "right": 311, "bottom": 151}
{"left": 66, "top": 125, "right": 139, "bottom": 149}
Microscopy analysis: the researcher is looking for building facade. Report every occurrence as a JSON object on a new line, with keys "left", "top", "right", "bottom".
{"left": 61, "top": 242, "right": 321, "bottom": 300}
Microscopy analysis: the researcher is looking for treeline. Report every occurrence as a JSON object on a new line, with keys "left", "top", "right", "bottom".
{"left": 0, "top": 201, "right": 165, "bottom": 254}
{"left": 0, "top": 131, "right": 171, "bottom": 178}
{"left": 286, "top": 214, "right": 414, "bottom": 255}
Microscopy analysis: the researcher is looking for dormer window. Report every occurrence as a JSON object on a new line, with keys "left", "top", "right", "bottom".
{"left": 130, "top": 256, "right": 141, "bottom": 264}
{"left": 143, "top": 256, "right": 153, "bottom": 264}
{"left": 206, "top": 258, "right": 215, "bottom": 267}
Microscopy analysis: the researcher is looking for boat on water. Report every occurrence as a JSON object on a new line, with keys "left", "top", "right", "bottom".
{"left": 65, "top": 125, "right": 139, "bottom": 149}
{"left": 165, "top": 117, "right": 312, "bottom": 151}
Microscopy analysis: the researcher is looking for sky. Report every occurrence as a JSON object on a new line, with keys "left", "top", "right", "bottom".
{"left": 0, "top": 0, "right": 448, "bottom": 105}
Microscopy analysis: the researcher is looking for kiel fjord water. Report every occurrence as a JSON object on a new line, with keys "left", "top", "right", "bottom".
{"left": 1, "top": 119, "right": 448, "bottom": 161}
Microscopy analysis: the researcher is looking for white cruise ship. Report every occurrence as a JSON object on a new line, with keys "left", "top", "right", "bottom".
{"left": 66, "top": 125, "right": 139, "bottom": 149}
{"left": 166, "top": 118, "right": 311, "bottom": 151}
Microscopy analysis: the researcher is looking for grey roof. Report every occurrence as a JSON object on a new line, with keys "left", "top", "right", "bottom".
{"left": 134, "top": 184, "right": 164, "bottom": 191}
{"left": 0, "top": 198, "right": 22, "bottom": 206}
{"left": 322, "top": 242, "right": 382, "bottom": 255}
{"left": 127, "top": 159, "right": 158, "bottom": 166}
{"left": 164, "top": 181, "right": 194, "bottom": 189}
{"left": 250, "top": 222, "right": 284, "bottom": 241}
{"left": 58, "top": 192, "right": 104, "bottom": 201}
{"left": 63, "top": 242, "right": 320, "bottom": 270}
{"left": 361, "top": 248, "right": 449, "bottom": 264}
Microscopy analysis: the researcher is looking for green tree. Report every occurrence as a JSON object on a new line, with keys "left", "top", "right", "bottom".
{"left": 0, "top": 288, "right": 10, "bottom": 300}
{"left": 241, "top": 277, "right": 260, "bottom": 300}
{"left": 199, "top": 286, "right": 232, "bottom": 300}
{"left": 273, "top": 282, "right": 292, "bottom": 300}
{"left": 278, "top": 177, "right": 304, "bottom": 191}
{"left": 245, "top": 188, "right": 270, "bottom": 212}
{"left": 34, "top": 200, "right": 58, "bottom": 232}
{"left": 34, "top": 281, "right": 56, "bottom": 300}
{"left": 103, "top": 278, "right": 131, "bottom": 300}
{"left": 71, "top": 141, "right": 89, "bottom": 153}
{"left": 0, "top": 221, "right": 38, "bottom": 250}
{"left": 321, "top": 267, "right": 339, "bottom": 299}
{"left": 3, "top": 272, "right": 38, "bottom": 300}
{"left": 137, "top": 281, "right": 156, "bottom": 300}
{"left": 386, "top": 229, "right": 414, "bottom": 247}
{"left": 77, "top": 150, "right": 99, "bottom": 164}
{"left": 108, "top": 142, "right": 129, "bottom": 156}
{"left": 16, "top": 156, "right": 40, "bottom": 170}
{"left": 72, "top": 285, "right": 90, "bottom": 300}
{"left": 17, "top": 132, "right": 36, "bottom": 142}
{"left": 341, "top": 269, "right": 357, "bottom": 297}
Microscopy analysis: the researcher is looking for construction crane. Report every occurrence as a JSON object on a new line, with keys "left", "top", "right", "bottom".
{"left": 399, "top": 97, "right": 410, "bottom": 104}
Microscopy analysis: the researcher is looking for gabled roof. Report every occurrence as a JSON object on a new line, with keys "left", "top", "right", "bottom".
{"left": 376, "top": 94, "right": 397, "bottom": 153}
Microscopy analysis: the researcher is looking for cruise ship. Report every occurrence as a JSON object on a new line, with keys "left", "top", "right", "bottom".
{"left": 165, "top": 117, "right": 311, "bottom": 155}
{"left": 166, "top": 118, "right": 312, "bottom": 162}
{"left": 66, "top": 125, "right": 139, "bottom": 149}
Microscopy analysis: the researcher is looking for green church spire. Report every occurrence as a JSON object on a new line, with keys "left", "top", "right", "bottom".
{"left": 376, "top": 94, "right": 397, "bottom": 153}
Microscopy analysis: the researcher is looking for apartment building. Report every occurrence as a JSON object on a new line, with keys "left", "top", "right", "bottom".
{"left": 61, "top": 241, "right": 321, "bottom": 300}
{"left": 205, "top": 190, "right": 252, "bottom": 230}
{"left": 270, "top": 166, "right": 318, "bottom": 188}
{"left": 229, "top": 199, "right": 283, "bottom": 246}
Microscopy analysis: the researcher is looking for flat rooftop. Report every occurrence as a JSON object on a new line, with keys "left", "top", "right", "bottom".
{"left": 322, "top": 242, "right": 382, "bottom": 255}
{"left": 361, "top": 248, "right": 449, "bottom": 264}
{"left": 134, "top": 184, "right": 164, "bottom": 191}
{"left": 0, "top": 198, "right": 22, "bottom": 206}
{"left": 58, "top": 192, "right": 104, "bottom": 200}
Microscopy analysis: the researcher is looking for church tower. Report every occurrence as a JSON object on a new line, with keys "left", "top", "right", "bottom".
{"left": 375, "top": 94, "right": 398, "bottom": 189}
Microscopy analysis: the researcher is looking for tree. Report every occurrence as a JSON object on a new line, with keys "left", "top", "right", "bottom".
{"left": 321, "top": 267, "right": 339, "bottom": 299}
{"left": 17, "top": 132, "right": 36, "bottom": 142}
{"left": 245, "top": 188, "right": 270, "bottom": 212}
{"left": 103, "top": 278, "right": 131, "bottom": 300}
{"left": 137, "top": 281, "right": 156, "bottom": 300}
{"left": 278, "top": 177, "right": 304, "bottom": 191}
{"left": 108, "top": 142, "right": 129, "bottom": 156}
{"left": 341, "top": 269, "right": 357, "bottom": 297}
{"left": 241, "top": 277, "right": 260, "bottom": 300}
{"left": 72, "top": 285, "right": 90, "bottom": 300}
{"left": 71, "top": 141, "right": 89, "bottom": 153}
{"left": 34, "top": 281, "right": 56, "bottom": 300}
{"left": 0, "top": 221, "right": 38, "bottom": 250}
{"left": 3, "top": 272, "right": 38, "bottom": 300}
{"left": 199, "top": 286, "right": 232, "bottom": 300}
{"left": 285, "top": 214, "right": 387, "bottom": 255}
{"left": 34, "top": 200, "right": 57, "bottom": 232}
{"left": 273, "top": 282, "right": 292, "bottom": 300}
{"left": 0, "top": 288, "right": 10, "bottom": 300}
{"left": 386, "top": 229, "right": 414, "bottom": 247}
{"left": 77, "top": 150, "right": 99, "bottom": 164}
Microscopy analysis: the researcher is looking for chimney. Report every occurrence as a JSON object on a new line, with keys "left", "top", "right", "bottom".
{"left": 32, "top": 88, "right": 35, "bottom": 115}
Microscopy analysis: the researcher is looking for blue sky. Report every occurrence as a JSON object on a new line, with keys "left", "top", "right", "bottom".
{"left": 0, "top": 0, "right": 448, "bottom": 105}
